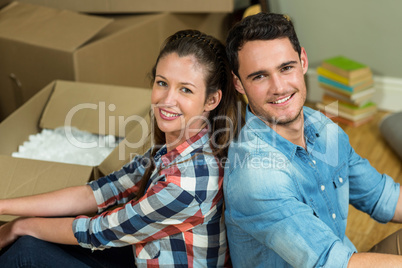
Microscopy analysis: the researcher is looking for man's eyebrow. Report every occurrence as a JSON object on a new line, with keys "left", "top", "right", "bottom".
{"left": 246, "top": 70, "right": 266, "bottom": 80}
{"left": 245, "top": 60, "right": 299, "bottom": 80}
{"left": 279, "top": 60, "right": 298, "bottom": 69}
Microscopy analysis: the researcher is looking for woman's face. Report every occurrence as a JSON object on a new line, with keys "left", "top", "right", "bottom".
{"left": 151, "top": 53, "right": 221, "bottom": 150}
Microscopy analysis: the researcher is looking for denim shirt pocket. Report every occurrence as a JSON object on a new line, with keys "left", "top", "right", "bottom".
{"left": 135, "top": 240, "right": 161, "bottom": 260}
{"left": 332, "top": 164, "right": 349, "bottom": 220}
{"left": 308, "top": 198, "right": 320, "bottom": 218}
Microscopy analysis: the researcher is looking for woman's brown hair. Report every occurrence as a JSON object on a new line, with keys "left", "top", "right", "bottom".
{"left": 136, "top": 29, "right": 246, "bottom": 198}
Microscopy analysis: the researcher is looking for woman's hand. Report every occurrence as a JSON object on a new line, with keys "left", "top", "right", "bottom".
{"left": 0, "top": 217, "right": 78, "bottom": 250}
{"left": 0, "top": 218, "right": 24, "bottom": 249}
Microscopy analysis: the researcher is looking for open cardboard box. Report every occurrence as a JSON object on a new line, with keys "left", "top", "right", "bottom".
{"left": 16, "top": 0, "right": 234, "bottom": 13}
{"left": 0, "top": 80, "right": 151, "bottom": 222}
{"left": 0, "top": 2, "right": 230, "bottom": 121}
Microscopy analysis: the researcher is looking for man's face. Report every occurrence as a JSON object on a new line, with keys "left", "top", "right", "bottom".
{"left": 234, "top": 38, "right": 308, "bottom": 127}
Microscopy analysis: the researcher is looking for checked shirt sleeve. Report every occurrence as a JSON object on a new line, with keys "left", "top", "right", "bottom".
{"left": 88, "top": 149, "right": 152, "bottom": 213}
{"left": 73, "top": 170, "right": 208, "bottom": 250}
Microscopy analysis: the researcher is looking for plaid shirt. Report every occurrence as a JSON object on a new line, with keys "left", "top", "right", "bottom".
{"left": 73, "top": 128, "right": 231, "bottom": 267}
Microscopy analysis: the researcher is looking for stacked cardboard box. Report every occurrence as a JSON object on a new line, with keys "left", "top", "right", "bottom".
{"left": 0, "top": 80, "right": 152, "bottom": 222}
{"left": 0, "top": 1, "right": 232, "bottom": 121}
{"left": 16, "top": 0, "right": 233, "bottom": 13}
{"left": 316, "top": 56, "right": 377, "bottom": 127}
{"left": 0, "top": 1, "right": 234, "bottom": 223}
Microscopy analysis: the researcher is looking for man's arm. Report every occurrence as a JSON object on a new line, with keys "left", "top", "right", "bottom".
{"left": 224, "top": 164, "right": 355, "bottom": 268}
{"left": 347, "top": 186, "right": 402, "bottom": 266}
{"left": 348, "top": 252, "right": 402, "bottom": 267}
{"left": 391, "top": 186, "right": 402, "bottom": 222}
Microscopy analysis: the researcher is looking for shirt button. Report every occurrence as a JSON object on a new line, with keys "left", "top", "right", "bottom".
{"left": 312, "top": 160, "right": 316, "bottom": 165}
{"left": 332, "top": 213, "right": 336, "bottom": 219}
{"left": 339, "top": 177, "right": 343, "bottom": 183}
{"left": 321, "top": 185, "right": 325, "bottom": 191}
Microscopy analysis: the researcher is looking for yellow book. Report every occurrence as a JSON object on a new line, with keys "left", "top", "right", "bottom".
{"left": 317, "top": 66, "right": 372, "bottom": 86}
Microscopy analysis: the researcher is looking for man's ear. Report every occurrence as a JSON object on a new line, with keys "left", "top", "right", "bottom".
{"left": 300, "top": 47, "right": 308, "bottom": 75}
{"left": 232, "top": 71, "right": 246, "bottom": 95}
{"left": 204, "top": 89, "right": 222, "bottom": 112}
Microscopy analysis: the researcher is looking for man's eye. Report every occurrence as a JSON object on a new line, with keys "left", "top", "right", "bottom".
{"left": 281, "top": 66, "right": 293, "bottom": 72}
{"left": 253, "top": 74, "right": 265, "bottom": 81}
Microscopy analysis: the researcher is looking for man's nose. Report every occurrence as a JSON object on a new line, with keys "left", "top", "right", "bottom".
{"left": 270, "top": 73, "right": 285, "bottom": 94}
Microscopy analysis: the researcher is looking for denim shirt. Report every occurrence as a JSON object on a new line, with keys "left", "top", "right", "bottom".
{"left": 223, "top": 106, "right": 399, "bottom": 268}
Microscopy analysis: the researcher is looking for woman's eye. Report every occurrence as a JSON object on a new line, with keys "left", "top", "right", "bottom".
{"left": 181, "top": 87, "right": 193, "bottom": 94}
{"left": 156, "top": 81, "right": 167, "bottom": 87}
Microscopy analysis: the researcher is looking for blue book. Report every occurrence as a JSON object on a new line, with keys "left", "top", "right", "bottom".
{"left": 318, "top": 75, "right": 373, "bottom": 93}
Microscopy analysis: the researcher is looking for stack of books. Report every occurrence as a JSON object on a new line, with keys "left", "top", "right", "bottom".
{"left": 316, "top": 56, "right": 377, "bottom": 127}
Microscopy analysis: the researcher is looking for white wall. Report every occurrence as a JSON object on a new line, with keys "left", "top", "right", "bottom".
{"left": 269, "top": 0, "right": 402, "bottom": 111}
{"left": 269, "top": 0, "right": 402, "bottom": 78}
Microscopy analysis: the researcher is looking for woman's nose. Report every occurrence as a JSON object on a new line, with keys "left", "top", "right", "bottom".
{"left": 162, "top": 88, "right": 178, "bottom": 105}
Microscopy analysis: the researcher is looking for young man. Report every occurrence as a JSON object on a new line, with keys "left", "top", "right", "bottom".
{"left": 223, "top": 12, "right": 402, "bottom": 267}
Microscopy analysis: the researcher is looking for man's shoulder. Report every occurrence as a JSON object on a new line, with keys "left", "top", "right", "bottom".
{"left": 303, "top": 106, "right": 337, "bottom": 132}
{"left": 228, "top": 124, "right": 280, "bottom": 156}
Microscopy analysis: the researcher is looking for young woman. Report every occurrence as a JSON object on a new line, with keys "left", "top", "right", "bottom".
{"left": 0, "top": 30, "right": 245, "bottom": 267}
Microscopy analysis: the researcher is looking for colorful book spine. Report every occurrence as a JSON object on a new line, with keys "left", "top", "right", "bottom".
{"left": 318, "top": 75, "right": 373, "bottom": 93}
{"left": 321, "top": 56, "right": 372, "bottom": 79}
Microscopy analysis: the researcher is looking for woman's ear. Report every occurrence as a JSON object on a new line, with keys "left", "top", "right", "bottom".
{"left": 204, "top": 89, "right": 222, "bottom": 112}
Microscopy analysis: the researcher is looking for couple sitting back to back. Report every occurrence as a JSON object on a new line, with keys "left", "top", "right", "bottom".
{"left": 1, "top": 12, "right": 402, "bottom": 268}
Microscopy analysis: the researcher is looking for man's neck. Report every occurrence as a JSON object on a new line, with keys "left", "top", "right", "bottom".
{"left": 267, "top": 112, "right": 306, "bottom": 150}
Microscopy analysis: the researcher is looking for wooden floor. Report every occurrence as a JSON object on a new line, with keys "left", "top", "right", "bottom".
{"left": 328, "top": 109, "right": 402, "bottom": 252}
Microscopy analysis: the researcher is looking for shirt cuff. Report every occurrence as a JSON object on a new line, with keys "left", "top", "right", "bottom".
{"left": 371, "top": 175, "right": 400, "bottom": 223}
{"left": 323, "top": 241, "right": 355, "bottom": 268}
{"left": 371, "top": 174, "right": 400, "bottom": 223}
{"left": 72, "top": 216, "right": 104, "bottom": 250}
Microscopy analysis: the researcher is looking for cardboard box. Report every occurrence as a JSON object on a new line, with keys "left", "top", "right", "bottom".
{"left": 0, "top": 80, "right": 152, "bottom": 222}
{"left": 0, "top": 2, "right": 230, "bottom": 121}
{"left": 0, "top": 0, "right": 9, "bottom": 8}
{"left": 16, "top": 0, "right": 234, "bottom": 13}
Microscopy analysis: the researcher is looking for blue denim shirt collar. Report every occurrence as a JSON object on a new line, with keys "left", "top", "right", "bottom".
{"left": 244, "top": 105, "right": 322, "bottom": 160}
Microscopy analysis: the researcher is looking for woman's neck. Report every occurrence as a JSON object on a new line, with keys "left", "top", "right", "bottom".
{"left": 165, "top": 125, "right": 206, "bottom": 152}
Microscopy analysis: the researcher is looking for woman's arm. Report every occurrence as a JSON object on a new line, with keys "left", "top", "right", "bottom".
{"left": 0, "top": 185, "right": 97, "bottom": 217}
{"left": 0, "top": 217, "right": 78, "bottom": 249}
{"left": 73, "top": 180, "right": 205, "bottom": 250}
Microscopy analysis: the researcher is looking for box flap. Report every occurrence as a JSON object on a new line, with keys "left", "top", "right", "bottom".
{"left": 0, "top": 0, "right": 11, "bottom": 9}
{"left": 0, "top": 155, "right": 93, "bottom": 222}
{"left": 0, "top": 81, "right": 56, "bottom": 156}
{"left": 39, "top": 80, "right": 152, "bottom": 137}
{"left": 98, "top": 113, "right": 151, "bottom": 175}
{"left": 0, "top": 2, "right": 113, "bottom": 52}
{"left": 16, "top": 0, "right": 234, "bottom": 13}
{"left": 74, "top": 13, "right": 163, "bottom": 89}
